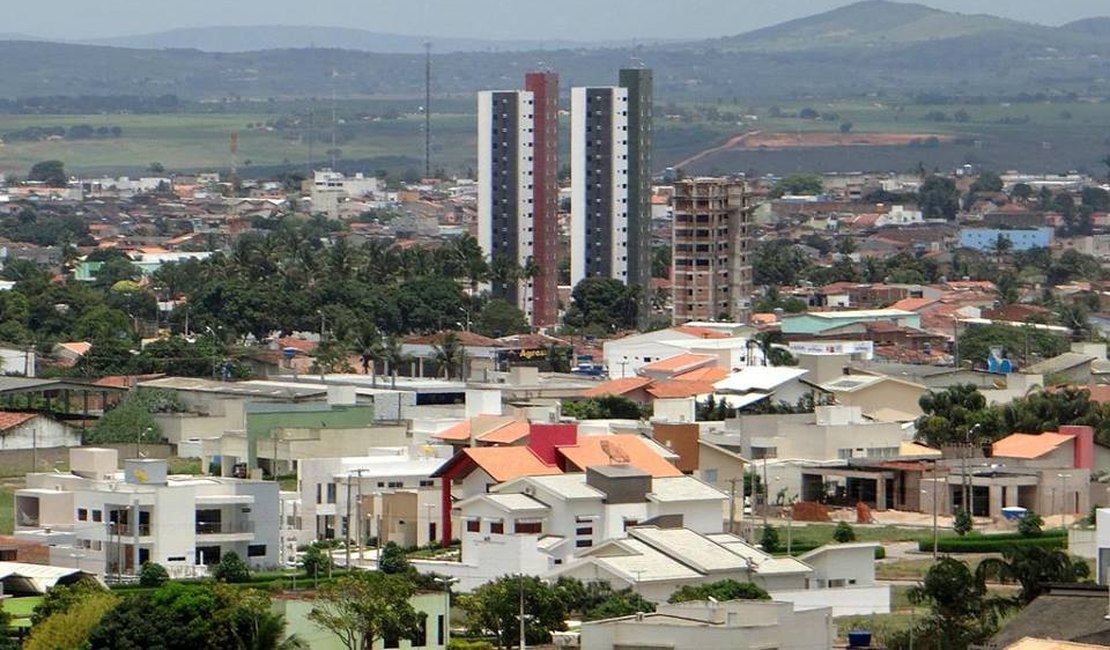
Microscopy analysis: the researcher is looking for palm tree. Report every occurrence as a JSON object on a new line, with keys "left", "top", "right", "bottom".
{"left": 352, "top": 325, "right": 385, "bottom": 386}
{"left": 975, "top": 545, "right": 1088, "bottom": 605}
{"left": 431, "top": 332, "right": 466, "bottom": 380}
{"left": 379, "top": 334, "right": 407, "bottom": 388}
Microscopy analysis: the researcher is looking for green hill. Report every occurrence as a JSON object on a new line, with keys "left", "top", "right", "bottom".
{"left": 709, "top": 0, "right": 1043, "bottom": 52}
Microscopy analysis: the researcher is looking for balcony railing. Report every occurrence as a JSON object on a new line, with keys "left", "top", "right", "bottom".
{"left": 195, "top": 521, "right": 253, "bottom": 535}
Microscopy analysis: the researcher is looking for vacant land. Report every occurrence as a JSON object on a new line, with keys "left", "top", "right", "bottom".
{"left": 3, "top": 99, "right": 1110, "bottom": 178}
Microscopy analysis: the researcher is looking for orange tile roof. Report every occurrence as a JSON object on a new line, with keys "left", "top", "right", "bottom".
{"left": 58, "top": 342, "right": 92, "bottom": 356}
{"left": 558, "top": 434, "right": 683, "bottom": 478}
{"left": 889, "top": 297, "right": 938, "bottom": 312}
{"left": 457, "top": 446, "right": 561, "bottom": 482}
{"left": 405, "top": 331, "right": 503, "bottom": 347}
{"left": 478, "top": 420, "right": 531, "bottom": 445}
{"left": 992, "top": 432, "right": 1075, "bottom": 459}
{"left": 433, "top": 420, "right": 473, "bottom": 442}
{"left": 646, "top": 380, "right": 716, "bottom": 399}
{"left": 640, "top": 353, "right": 715, "bottom": 374}
{"left": 581, "top": 376, "right": 653, "bottom": 398}
{"left": 672, "top": 367, "right": 730, "bottom": 383}
{"left": 672, "top": 325, "right": 731, "bottom": 339}
{"left": 0, "top": 413, "right": 37, "bottom": 431}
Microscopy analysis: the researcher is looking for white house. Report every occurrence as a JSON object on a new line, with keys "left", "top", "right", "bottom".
{"left": 550, "top": 526, "right": 889, "bottom": 616}
{"left": 0, "top": 413, "right": 81, "bottom": 450}
{"left": 14, "top": 448, "right": 280, "bottom": 579}
{"left": 580, "top": 599, "right": 836, "bottom": 650}
{"left": 603, "top": 326, "right": 760, "bottom": 380}
{"left": 458, "top": 467, "right": 725, "bottom": 567}
{"left": 298, "top": 447, "right": 450, "bottom": 547}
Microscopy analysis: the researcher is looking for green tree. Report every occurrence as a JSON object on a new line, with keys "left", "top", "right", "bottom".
{"left": 561, "top": 396, "right": 646, "bottom": 420}
{"left": 994, "top": 272, "right": 1020, "bottom": 306}
{"left": 139, "top": 561, "right": 170, "bottom": 587}
{"left": 87, "top": 388, "right": 180, "bottom": 445}
{"left": 378, "top": 542, "right": 411, "bottom": 575}
{"left": 1011, "top": 183, "right": 1034, "bottom": 200}
{"left": 668, "top": 579, "right": 770, "bottom": 603}
{"left": 28, "top": 160, "right": 67, "bottom": 186}
{"left": 771, "top": 174, "right": 823, "bottom": 197}
{"left": 976, "top": 545, "right": 1088, "bottom": 605}
{"left": 760, "top": 525, "right": 781, "bottom": 553}
{"left": 308, "top": 571, "right": 421, "bottom": 650}
{"left": 553, "top": 578, "right": 655, "bottom": 621}
{"left": 752, "top": 239, "right": 813, "bottom": 286}
{"left": 301, "top": 543, "right": 333, "bottom": 579}
{"left": 956, "top": 324, "right": 1068, "bottom": 370}
{"left": 431, "top": 331, "right": 467, "bottom": 379}
{"left": 1017, "top": 510, "right": 1044, "bottom": 537}
{"left": 894, "top": 557, "right": 1011, "bottom": 650}
{"left": 25, "top": 591, "right": 117, "bottom": 650}
{"left": 212, "top": 550, "right": 251, "bottom": 583}
{"left": 474, "top": 299, "right": 529, "bottom": 338}
{"left": 918, "top": 175, "right": 960, "bottom": 220}
{"left": 970, "top": 171, "right": 1003, "bottom": 194}
{"left": 563, "top": 278, "right": 639, "bottom": 333}
{"left": 915, "top": 385, "right": 1000, "bottom": 449}
{"left": 459, "top": 575, "right": 568, "bottom": 649}
{"left": 953, "top": 509, "right": 973, "bottom": 536}
{"left": 833, "top": 521, "right": 857, "bottom": 543}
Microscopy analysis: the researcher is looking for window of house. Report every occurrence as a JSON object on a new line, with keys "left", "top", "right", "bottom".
{"left": 702, "top": 469, "right": 718, "bottom": 484}
{"left": 77, "top": 508, "right": 88, "bottom": 521}
{"left": 466, "top": 519, "right": 480, "bottom": 533}
{"left": 514, "top": 520, "right": 542, "bottom": 534}
{"left": 0, "top": 550, "right": 16, "bottom": 562}
{"left": 387, "top": 481, "right": 403, "bottom": 488}
{"left": 326, "top": 484, "right": 337, "bottom": 504}
{"left": 490, "top": 520, "right": 504, "bottom": 534}
{"left": 419, "top": 480, "right": 434, "bottom": 487}
{"left": 248, "top": 545, "right": 267, "bottom": 557}
{"left": 92, "top": 510, "right": 102, "bottom": 523}
{"left": 316, "top": 484, "right": 322, "bottom": 504}
{"left": 409, "top": 614, "right": 428, "bottom": 648}
{"left": 575, "top": 539, "right": 593, "bottom": 548}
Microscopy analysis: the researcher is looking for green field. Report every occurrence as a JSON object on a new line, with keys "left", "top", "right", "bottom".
{"left": 0, "top": 487, "right": 13, "bottom": 535}
{"left": 3, "top": 596, "right": 41, "bottom": 628}
{"left": 0, "top": 112, "right": 477, "bottom": 178}
{"left": 783, "top": 523, "right": 933, "bottom": 547}
{"left": 3, "top": 98, "right": 1110, "bottom": 178}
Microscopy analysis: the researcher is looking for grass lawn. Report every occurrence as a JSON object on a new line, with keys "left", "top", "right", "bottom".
{"left": 0, "top": 487, "right": 14, "bottom": 535}
{"left": 3, "top": 596, "right": 41, "bottom": 628}
{"left": 786, "top": 523, "right": 933, "bottom": 547}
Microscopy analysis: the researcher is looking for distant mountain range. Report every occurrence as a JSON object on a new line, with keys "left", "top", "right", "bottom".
{"left": 78, "top": 25, "right": 639, "bottom": 54}
{"left": 1, "top": 1, "right": 1109, "bottom": 100}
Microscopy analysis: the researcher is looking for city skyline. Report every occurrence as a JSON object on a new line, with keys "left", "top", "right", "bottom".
{"left": 8, "top": 0, "right": 1110, "bottom": 42}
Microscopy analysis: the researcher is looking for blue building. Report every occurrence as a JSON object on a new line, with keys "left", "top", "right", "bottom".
{"left": 958, "top": 227, "right": 1052, "bottom": 252}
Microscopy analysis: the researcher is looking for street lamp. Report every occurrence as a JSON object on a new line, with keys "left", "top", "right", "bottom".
{"left": 433, "top": 575, "right": 459, "bottom": 648}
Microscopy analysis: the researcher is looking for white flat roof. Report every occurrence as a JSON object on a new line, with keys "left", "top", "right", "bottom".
{"left": 714, "top": 367, "right": 808, "bottom": 393}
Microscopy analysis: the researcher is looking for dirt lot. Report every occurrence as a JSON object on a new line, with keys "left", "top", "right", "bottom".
{"left": 674, "top": 129, "right": 955, "bottom": 169}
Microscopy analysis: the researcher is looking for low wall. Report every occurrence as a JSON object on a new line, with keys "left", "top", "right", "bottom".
{"left": 1069, "top": 528, "right": 1097, "bottom": 560}
{"left": 0, "top": 443, "right": 172, "bottom": 476}
{"left": 770, "top": 585, "right": 891, "bottom": 617}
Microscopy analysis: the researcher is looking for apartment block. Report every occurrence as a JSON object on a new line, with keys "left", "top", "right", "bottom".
{"left": 671, "top": 178, "right": 753, "bottom": 324}
{"left": 14, "top": 448, "right": 279, "bottom": 578}
{"left": 478, "top": 72, "right": 561, "bottom": 328}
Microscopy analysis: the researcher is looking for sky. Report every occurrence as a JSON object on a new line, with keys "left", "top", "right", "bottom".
{"left": 10, "top": 0, "right": 1110, "bottom": 41}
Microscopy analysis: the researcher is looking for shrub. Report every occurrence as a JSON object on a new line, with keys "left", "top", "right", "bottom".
{"left": 212, "top": 551, "right": 250, "bottom": 583}
{"left": 917, "top": 534, "right": 1066, "bottom": 554}
{"left": 1018, "top": 511, "right": 1044, "bottom": 537}
{"left": 760, "top": 525, "right": 780, "bottom": 553}
{"left": 874, "top": 546, "right": 886, "bottom": 560}
{"left": 833, "top": 521, "right": 857, "bottom": 543}
{"left": 138, "top": 562, "right": 169, "bottom": 587}
{"left": 953, "top": 509, "right": 973, "bottom": 536}
{"left": 301, "top": 543, "right": 332, "bottom": 577}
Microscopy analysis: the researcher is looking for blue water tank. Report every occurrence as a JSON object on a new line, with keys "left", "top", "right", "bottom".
{"left": 848, "top": 630, "right": 873, "bottom": 648}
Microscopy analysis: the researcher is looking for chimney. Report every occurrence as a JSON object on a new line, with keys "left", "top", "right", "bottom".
{"left": 1060, "top": 425, "right": 1094, "bottom": 470}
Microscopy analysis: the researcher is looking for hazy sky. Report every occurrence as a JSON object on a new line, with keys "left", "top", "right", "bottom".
{"left": 11, "top": 0, "right": 1110, "bottom": 40}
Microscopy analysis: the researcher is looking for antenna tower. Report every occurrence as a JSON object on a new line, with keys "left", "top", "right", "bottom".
{"left": 424, "top": 41, "right": 432, "bottom": 179}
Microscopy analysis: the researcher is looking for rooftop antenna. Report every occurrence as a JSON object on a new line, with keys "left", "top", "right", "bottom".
{"left": 629, "top": 56, "right": 646, "bottom": 69}
{"left": 424, "top": 41, "right": 432, "bottom": 179}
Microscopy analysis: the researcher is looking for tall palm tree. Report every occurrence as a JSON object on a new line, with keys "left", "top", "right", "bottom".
{"left": 379, "top": 334, "right": 407, "bottom": 388}
{"left": 352, "top": 325, "right": 385, "bottom": 387}
{"left": 431, "top": 332, "right": 466, "bottom": 380}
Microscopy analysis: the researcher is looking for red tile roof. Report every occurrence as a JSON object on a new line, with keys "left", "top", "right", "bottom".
{"left": 0, "top": 413, "right": 37, "bottom": 431}
{"left": 640, "top": 353, "right": 715, "bottom": 374}
{"left": 992, "top": 432, "right": 1075, "bottom": 460}
{"left": 581, "top": 376, "right": 653, "bottom": 398}
{"left": 405, "top": 331, "right": 503, "bottom": 347}
{"left": 646, "top": 380, "right": 717, "bottom": 399}
{"left": 432, "top": 446, "right": 561, "bottom": 482}
{"left": 672, "top": 367, "right": 731, "bottom": 383}
{"left": 671, "top": 325, "right": 730, "bottom": 339}
{"left": 558, "top": 434, "right": 683, "bottom": 478}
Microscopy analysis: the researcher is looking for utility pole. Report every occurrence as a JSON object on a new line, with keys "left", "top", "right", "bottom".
{"left": 424, "top": 42, "right": 432, "bottom": 179}
{"left": 355, "top": 469, "right": 365, "bottom": 563}
{"left": 931, "top": 461, "right": 939, "bottom": 560}
{"left": 728, "top": 477, "right": 739, "bottom": 535}
{"left": 344, "top": 475, "right": 352, "bottom": 570}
